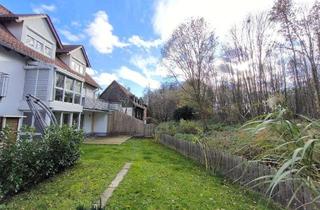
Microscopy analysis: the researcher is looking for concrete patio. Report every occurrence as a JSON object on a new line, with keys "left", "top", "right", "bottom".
{"left": 84, "top": 136, "right": 132, "bottom": 145}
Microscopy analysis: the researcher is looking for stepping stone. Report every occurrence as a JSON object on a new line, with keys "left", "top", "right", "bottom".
{"left": 94, "top": 162, "right": 132, "bottom": 209}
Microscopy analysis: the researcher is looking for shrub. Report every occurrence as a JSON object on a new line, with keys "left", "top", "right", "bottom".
{"left": 174, "top": 133, "right": 200, "bottom": 142}
{"left": 173, "top": 106, "right": 195, "bottom": 121}
{"left": 155, "top": 121, "right": 178, "bottom": 139}
{"left": 0, "top": 125, "right": 83, "bottom": 199}
{"left": 178, "top": 119, "right": 203, "bottom": 135}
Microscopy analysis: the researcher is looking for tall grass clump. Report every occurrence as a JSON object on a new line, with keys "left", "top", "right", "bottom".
{"left": 243, "top": 105, "right": 320, "bottom": 208}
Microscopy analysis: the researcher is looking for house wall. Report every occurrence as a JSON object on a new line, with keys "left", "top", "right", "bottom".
{"left": 93, "top": 112, "right": 108, "bottom": 135}
{"left": 83, "top": 84, "right": 96, "bottom": 99}
{"left": 82, "top": 111, "right": 93, "bottom": 134}
{"left": 0, "top": 46, "right": 26, "bottom": 116}
{"left": 122, "top": 107, "right": 133, "bottom": 117}
{"left": 99, "top": 82, "right": 131, "bottom": 105}
{"left": 71, "top": 48, "right": 86, "bottom": 66}
{"left": 21, "top": 18, "right": 57, "bottom": 59}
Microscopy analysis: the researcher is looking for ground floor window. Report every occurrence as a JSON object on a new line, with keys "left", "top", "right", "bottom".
{"left": 22, "top": 112, "right": 45, "bottom": 133}
{"left": 0, "top": 117, "right": 3, "bottom": 130}
{"left": 53, "top": 112, "right": 81, "bottom": 129}
{"left": 62, "top": 113, "right": 71, "bottom": 125}
{"left": 72, "top": 113, "right": 80, "bottom": 127}
{"left": 80, "top": 114, "right": 84, "bottom": 129}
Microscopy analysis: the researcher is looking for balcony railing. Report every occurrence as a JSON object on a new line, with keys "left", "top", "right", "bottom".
{"left": 82, "top": 98, "right": 122, "bottom": 112}
{"left": 82, "top": 97, "right": 109, "bottom": 111}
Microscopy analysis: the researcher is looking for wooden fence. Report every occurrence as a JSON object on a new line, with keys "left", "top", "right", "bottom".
{"left": 107, "top": 111, "right": 154, "bottom": 137}
{"left": 159, "top": 134, "right": 320, "bottom": 210}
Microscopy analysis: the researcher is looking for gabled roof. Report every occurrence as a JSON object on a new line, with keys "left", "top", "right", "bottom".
{"left": 0, "top": 5, "right": 12, "bottom": 15}
{"left": 0, "top": 5, "right": 99, "bottom": 89}
{"left": 0, "top": 6, "right": 63, "bottom": 49}
{"left": 100, "top": 80, "right": 146, "bottom": 108}
{"left": 57, "top": 44, "right": 91, "bottom": 67}
{"left": 104, "top": 80, "right": 133, "bottom": 98}
{"left": 85, "top": 73, "right": 100, "bottom": 89}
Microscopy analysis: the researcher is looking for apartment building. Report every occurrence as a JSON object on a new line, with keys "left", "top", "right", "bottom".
{"left": 0, "top": 5, "right": 114, "bottom": 136}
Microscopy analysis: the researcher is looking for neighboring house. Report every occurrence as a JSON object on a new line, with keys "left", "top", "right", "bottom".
{"left": 99, "top": 80, "right": 147, "bottom": 122}
{"left": 0, "top": 5, "right": 113, "bottom": 136}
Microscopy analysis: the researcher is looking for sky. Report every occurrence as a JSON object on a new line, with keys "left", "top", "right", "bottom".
{"left": 0, "top": 0, "right": 315, "bottom": 97}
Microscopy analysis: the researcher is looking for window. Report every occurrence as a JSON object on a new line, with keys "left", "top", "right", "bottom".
{"left": 25, "top": 33, "right": 53, "bottom": 58}
{"left": 54, "top": 112, "right": 61, "bottom": 124}
{"left": 54, "top": 89, "right": 63, "bottom": 101}
{"left": 45, "top": 46, "right": 52, "bottom": 57}
{"left": 62, "top": 113, "right": 70, "bottom": 125}
{"left": 0, "top": 72, "right": 9, "bottom": 100}
{"left": 35, "top": 40, "right": 44, "bottom": 52}
{"left": 74, "top": 94, "right": 81, "bottom": 104}
{"left": 54, "top": 72, "right": 82, "bottom": 104}
{"left": 72, "top": 113, "right": 79, "bottom": 127}
{"left": 71, "top": 60, "right": 85, "bottom": 75}
{"left": 26, "top": 36, "right": 35, "bottom": 47}
{"left": 55, "top": 73, "right": 65, "bottom": 88}
{"left": 64, "top": 91, "right": 73, "bottom": 103}
{"left": 65, "top": 77, "right": 74, "bottom": 91}
{"left": 22, "top": 112, "right": 33, "bottom": 127}
{"left": 0, "top": 117, "right": 3, "bottom": 130}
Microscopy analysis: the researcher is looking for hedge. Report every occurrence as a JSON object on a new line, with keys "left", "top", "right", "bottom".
{"left": 0, "top": 125, "right": 84, "bottom": 200}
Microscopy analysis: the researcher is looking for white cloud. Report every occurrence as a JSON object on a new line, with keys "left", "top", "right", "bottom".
{"left": 86, "top": 68, "right": 118, "bottom": 87}
{"left": 86, "top": 11, "right": 128, "bottom": 54}
{"left": 130, "top": 55, "right": 168, "bottom": 78}
{"left": 118, "top": 66, "right": 161, "bottom": 89}
{"left": 32, "top": 4, "right": 56, "bottom": 14}
{"left": 59, "top": 29, "right": 85, "bottom": 42}
{"left": 93, "top": 72, "right": 118, "bottom": 87}
{"left": 71, "top": 21, "right": 82, "bottom": 27}
{"left": 128, "top": 35, "right": 162, "bottom": 49}
{"left": 153, "top": 0, "right": 315, "bottom": 41}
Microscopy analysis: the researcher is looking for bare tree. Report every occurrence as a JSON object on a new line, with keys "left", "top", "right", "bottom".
{"left": 162, "top": 18, "right": 218, "bottom": 129}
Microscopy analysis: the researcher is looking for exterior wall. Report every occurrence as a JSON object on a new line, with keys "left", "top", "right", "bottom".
{"left": 21, "top": 18, "right": 57, "bottom": 59}
{"left": 83, "top": 84, "right": 96, "bottom": 99}
{"left": 93, "top": 112, "right": 108, "bottom": 135}
{"left": 6, "top": 22, "right": 23, "bottom": 40}
{"left": 122, "top": 107, "right": 133, "bottom": 117}
{"left": 82, "top": 111, "right": 93, "bottom": 134}
{"left": 59, "top": 54, "right": 71, "bottom": 67}
{"left": 71, "top": 48, "right": 86, "bottom": 66}
{"left": 50, "top": 101, "right": 83, "bottom": 112}
{"left": 0, "top": 46, "right": 26, "bottom": 117}
{"left": 99, "top": 82, "right": 131, "bottom": 105}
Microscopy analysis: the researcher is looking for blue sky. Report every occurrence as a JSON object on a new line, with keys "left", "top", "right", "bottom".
{"left": 1, "top": 0, "right": 313, "bottom": 97}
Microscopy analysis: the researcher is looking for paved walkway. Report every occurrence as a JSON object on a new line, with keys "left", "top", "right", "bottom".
{"left": 94, "top": 162, "right": 132, "bottom": 208}
{"left": 84, "top": 136, "right": 132, "bottom": 145}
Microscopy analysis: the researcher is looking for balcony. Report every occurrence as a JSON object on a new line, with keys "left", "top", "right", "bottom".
{"left": 82, "top": 97, "right": 109, "bottom": 111}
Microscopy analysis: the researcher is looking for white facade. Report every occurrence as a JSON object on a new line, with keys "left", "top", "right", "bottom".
{"left": 0, "top": 12, "right": 111, "bottom": 136}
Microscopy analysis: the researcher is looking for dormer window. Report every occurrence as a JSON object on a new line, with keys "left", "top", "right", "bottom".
{"left": 25, "top": 29, "right": 54, "bottom": 58}
{"left": 71, "top": 60, "right": 85, "bottom": 75}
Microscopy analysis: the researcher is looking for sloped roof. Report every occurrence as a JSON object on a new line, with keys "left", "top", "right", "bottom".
{"left": 0, "top": 5, "right": 99, "bottom": 89}
{"left": 85, "top": 73, "right": 100, "bottom": 88}
{"left": 0, "top": 8, "right": 63, "bottom": 49}
{"left": 57, "top": 44, "right": 91, "bottom": 67}
{"left": 0, "top": 5, "right": 12, "bottom": 15}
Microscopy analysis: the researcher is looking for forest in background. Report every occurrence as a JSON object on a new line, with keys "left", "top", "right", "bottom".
{"left": 145, "top": 0, "right": 320, "bottom": 123}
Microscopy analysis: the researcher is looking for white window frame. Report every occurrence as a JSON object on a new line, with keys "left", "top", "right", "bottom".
{"left": 53, "top": 72, "right": 83, "bottom": 104}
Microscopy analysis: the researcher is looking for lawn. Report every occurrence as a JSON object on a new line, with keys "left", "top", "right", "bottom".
{"left": 2, "top": 139, "right": 280, "bottom": 210}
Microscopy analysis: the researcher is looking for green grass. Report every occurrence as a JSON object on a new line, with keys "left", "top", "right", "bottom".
{"left": 2, "top": 139, "right": 280, "bottom": 210}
